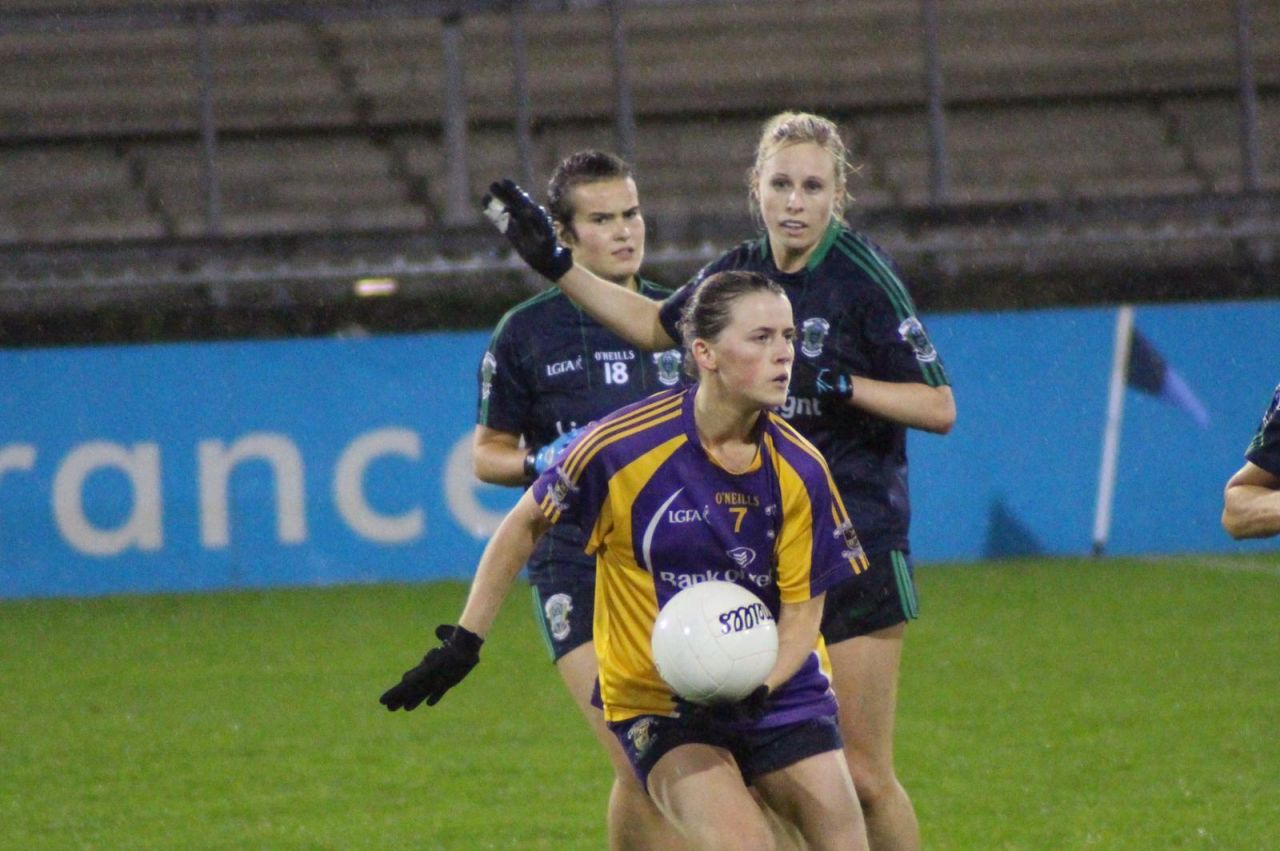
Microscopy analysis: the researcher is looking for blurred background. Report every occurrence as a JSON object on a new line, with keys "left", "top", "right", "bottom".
{"left": 3, "top": 9, "right": 1277, "bottom": 846}
{"left": 1, "top": 0, "right": 1277, "bottom": 345}
{"left": 2, "top": 0, "right": 1279, "bottom": 598}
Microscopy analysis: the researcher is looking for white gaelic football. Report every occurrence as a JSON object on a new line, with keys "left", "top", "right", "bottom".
{"left": 650, "top": 580, "right": 778, "bottom": 704}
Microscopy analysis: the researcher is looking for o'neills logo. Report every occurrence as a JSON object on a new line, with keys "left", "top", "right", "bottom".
{"left": 715, "top": 492, "right": 759, "bottom": 506}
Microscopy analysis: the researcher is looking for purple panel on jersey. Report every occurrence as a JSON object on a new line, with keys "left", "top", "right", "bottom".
{"left": 532, "top": 387, "right": 857, "bottom": 728}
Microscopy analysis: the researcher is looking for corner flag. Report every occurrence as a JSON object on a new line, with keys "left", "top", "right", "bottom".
{"left": 1092, "top": 306, "right": 1210, "bottom": 555}
{"left": 1126, "top": 328, "right": 1210, "bottom": 428}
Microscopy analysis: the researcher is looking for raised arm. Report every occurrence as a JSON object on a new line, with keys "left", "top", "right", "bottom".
{"left": 558, "top": 264, "right": 675, "bottom": 351}
{"left": 1221, "top": 461, "right": 1280, "bottom": 540}
{"left": 482, "top": 178, "right": 676, "bottom": 351}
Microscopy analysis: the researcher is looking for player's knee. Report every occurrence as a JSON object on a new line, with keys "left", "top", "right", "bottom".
{"left": 846, "top": 755, "right": 899, "bottom": 809}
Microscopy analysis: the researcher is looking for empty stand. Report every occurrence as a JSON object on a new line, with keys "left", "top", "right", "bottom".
{"left": 0, "top": 0, "right": 1277, "bottom": 293}
{"left": 0, "top": 145, "right": 160, "bottom": 242}
{"left": 135, "top": 135, "right": 425, "bottom": 236}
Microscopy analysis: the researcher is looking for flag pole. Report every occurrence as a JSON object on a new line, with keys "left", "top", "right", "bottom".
{"left": 1092, "top": 305, "right": 1134, "bottom": 557}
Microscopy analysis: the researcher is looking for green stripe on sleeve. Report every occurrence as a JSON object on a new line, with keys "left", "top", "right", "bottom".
{"left": 836, "top": 234, "right": 949, "bottom": 387}
{"left": 834, "top": 233, "right": 918, "bottom": 320}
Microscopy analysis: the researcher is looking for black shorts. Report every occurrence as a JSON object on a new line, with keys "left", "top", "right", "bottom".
{"left": 530, "top": 572, "right": 595, "bottom": 662}
{"left": 608, "top": 714, "right": 842, "bottom": 792}
{"left": 820, "top": 549, "right": 918, "bottom": 645}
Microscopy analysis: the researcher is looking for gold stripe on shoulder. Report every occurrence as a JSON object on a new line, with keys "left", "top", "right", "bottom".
{"left": 768, "top": 412, "right": 826, "bottom": 465}
{"left": 768, "top": 413, "right": 852, "bottom": 527}
{"left": 565, "top": 408, "right": 684, "bottom": 482}
{"left": 561, "top": 391, "right": 685, "bottom": 480}
{"left": 541, "top": 488, "right": 567, "bottom": 525}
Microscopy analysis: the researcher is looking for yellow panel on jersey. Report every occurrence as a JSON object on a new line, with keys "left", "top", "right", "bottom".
{"left": 770, "top": 412, "right": 870, "bottom": 576}
{"left": 769, "top": 433, "right": 819, "bottom": 606}
{"left": 529, "top": 387, "right": 861, "bottom": 727}
{"left": 590, "top": 433, "right": 689, "bottom": 721}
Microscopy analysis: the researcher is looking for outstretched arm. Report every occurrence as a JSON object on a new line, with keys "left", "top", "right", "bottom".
{"left": 459, "top": 490, "right": 552, "bottom": 637}
{"left": 558, "top": 264, "right": 676, "bottom": 351}
{"left": 482, "top": 178, "right": 676, "bottom": 351}
{"left": 379, "top": 490, "right": 550, "bottom": 711}
{"left": 1222, "top": 462, "right": 1280, "bottom": 539}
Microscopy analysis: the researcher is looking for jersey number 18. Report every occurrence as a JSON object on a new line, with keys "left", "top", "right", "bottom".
{"left": 603, "top": 362, "right": 629, "bottom": 385}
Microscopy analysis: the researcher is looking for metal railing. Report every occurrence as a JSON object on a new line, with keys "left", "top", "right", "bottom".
{"left": 0, "top": 0, "right": 1274, "bottom": 315}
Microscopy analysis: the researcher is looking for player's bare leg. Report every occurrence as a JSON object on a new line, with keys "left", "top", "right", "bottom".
{"left": 826, "top": 623, "right": 920, "bottom": 851}
{"left": 556, "top": 642, "right": 686, "bottom": 851}
{"left": 647, "top": 744, "right": 776, "bottom": 851}
{"left": 753, "top": 790, "right": 807, "bottom": 851}
{"left": 755, "top": 750, "right": 869, "bottom": 851}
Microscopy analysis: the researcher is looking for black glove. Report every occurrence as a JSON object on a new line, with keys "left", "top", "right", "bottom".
{"left": 676, "top": 685, "right": 771, "bottom": 727}
{"left": 379, "top": 624, "right": 483, "bottom": 711}
{"left": 791, "top": 359, "right": 853, "bottom": 402}
{"left": 481, "top": 179, "right": 574, "bottom": 281}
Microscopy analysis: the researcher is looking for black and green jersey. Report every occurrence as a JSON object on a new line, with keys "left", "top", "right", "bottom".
{"left": 658, "top": 222, "right": 949, "bottom": 556}
{"left": 1245, "top": 383, "right": 1280, "bottom": 477}
{"left": 478, "top": 277, "right": 683, "bottom": 581}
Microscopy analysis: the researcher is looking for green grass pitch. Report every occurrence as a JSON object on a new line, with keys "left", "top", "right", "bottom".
{"left": 2, "top": 554, "right": 1277, "bottom": 849}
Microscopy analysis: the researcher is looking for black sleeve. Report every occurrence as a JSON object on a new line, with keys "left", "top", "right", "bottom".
{"left": 476, "top": 320, "right": 533, "bottom": 436}
{"left": 1245, "top": 383, "right": 1280, "bottom": 476}
{"left": 657, "top": 253, "right": 736, "bottom": 344}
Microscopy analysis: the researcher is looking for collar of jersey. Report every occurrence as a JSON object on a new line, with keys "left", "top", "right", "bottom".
{"left": 681, "top": 386, "right": 765, "bottom": 475}
{"left": 760, "top": 219, "right": 843, "bottom": 276}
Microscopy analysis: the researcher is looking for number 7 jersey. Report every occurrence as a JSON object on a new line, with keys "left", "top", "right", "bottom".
{"left": 531, "top": 387, "right": 870, "bottom": 725}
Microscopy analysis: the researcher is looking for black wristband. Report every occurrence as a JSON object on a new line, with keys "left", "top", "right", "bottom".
{"left": 523, "top": 451, "right": 538, "bottom": 483}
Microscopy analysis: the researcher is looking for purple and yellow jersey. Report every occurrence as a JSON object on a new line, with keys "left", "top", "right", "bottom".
{"left": 1245, "top": 383, "right": 1280, "bottom": 477}
{"left": 531, "top": 387, "right": 869, "bottom": 725}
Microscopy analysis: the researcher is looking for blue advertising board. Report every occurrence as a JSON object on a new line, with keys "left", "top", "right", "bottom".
{"left": 2, "top": 301, "right": 1277, "bottom": 598}
{"left": 0, "top": 332, "right": 520, "bottom": 598}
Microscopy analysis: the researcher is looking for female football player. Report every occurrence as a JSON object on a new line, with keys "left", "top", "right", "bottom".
{"left": 382, "top": 270, "right": 872, "bottom": 851}
{"left": 471, "top": 149, "right": 685, "bottom": 850}
{"left": 480, "top": 111, "right": 956, "bottom": 851}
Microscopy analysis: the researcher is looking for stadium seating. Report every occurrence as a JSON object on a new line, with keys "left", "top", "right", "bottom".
{"left": 0, "top": 0, "right": 1277, "bottom": 259}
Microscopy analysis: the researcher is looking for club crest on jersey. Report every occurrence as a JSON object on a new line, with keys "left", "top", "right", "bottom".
{"left": 543, "top": 593, "right": 573, "bottom": 642}
{"left": 549, "top": 469, "right": 576, "bottom": 512}
{"left": 799, "top": 317, "right": 831, "bottom": 358}
{"left": 897, "top": 316, "right": 938, "bottom": 363}
{"left": 835, "top": 521, "right": 866, "bottom": 564}
{"left": 653, "top": 349, "right": 683, "bottom": 386}
{"left": 627, "top": 717, "right": 656, "bottom": 757}
{"left": 480, "top": 351, "right": 497, "bottom": 401}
